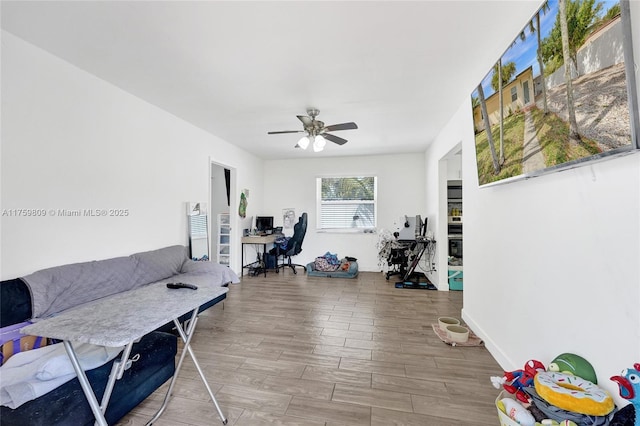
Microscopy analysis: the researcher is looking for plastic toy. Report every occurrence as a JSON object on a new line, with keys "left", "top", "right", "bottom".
{"left": 549, "top": 353, "right": 598, "bottom": 384}
{"left": 492, "top": 360, "right": 546, "bottom": 403}
{"left": 611, "top": 363, "right": 640, "bottom": 425}
{"left": 534, "top": 371, "right": 614, "bottom": 416}
{"left": 499, "top": 397, "right": 535, "bottom": 426}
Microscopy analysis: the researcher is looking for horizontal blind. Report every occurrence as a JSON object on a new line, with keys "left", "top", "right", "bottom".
{"left": 319, "top": 177, "right": 376, "bottom": 229}
{"left": 320, "top": 202, "right": 375, "bottom": 228}
{"left": 189, "top": 215, "right": 208, "bottom": 238}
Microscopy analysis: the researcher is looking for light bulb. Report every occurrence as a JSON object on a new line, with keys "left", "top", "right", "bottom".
{"left": 313, "top": 135, "right": 326, "bottom": 152}
{"left": 297, "top": 136, "right": 309, "bottom": 150}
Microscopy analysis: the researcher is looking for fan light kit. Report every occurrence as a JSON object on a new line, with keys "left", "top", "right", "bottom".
{"left": 268, "top": 108, "right": 358, "bottom": 152}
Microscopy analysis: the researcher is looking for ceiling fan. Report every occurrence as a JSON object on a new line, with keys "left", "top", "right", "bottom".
{"left": 267, "top": 108, "right": 358, "bottom": 152}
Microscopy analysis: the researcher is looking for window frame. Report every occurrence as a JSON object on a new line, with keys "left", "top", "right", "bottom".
{"left": 315, "top": 175, "right": 378, "bottom": 233}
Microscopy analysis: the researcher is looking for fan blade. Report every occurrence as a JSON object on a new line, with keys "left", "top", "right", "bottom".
{"left": 324, "top": 122, "right": 358, "bottom": 132}
{"left": 268, "top": 130, "right": 305, "bottom": 134}
{"left": 297, "top": 115, "right": 313, "bottom": 127}
{"left": 323, "top": 133, "right": 348, "bottom": 145}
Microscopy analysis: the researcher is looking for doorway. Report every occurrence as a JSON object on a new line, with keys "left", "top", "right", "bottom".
{"left": 210, "top": 161, "right": 235, "bottom": 271}
{"left": 437, "top": 143, "right": 462, "bottom": 290}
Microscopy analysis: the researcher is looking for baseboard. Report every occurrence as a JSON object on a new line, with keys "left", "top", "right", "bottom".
{"left": 461, "top": 308, "right": 517, "bottom": 372}
{"left": 359, "top": 264, "right": 387, "bottom": 273}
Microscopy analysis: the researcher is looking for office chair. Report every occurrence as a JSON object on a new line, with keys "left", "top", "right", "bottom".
{"left": 385, "top": 245, "right": 410, "bottom": 280}
{"left": 278, "top": 212, "right": 307, "bottom": 274}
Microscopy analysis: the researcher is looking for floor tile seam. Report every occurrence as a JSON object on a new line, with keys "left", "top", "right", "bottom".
{"left": 216, "top": 382, "right": 295, "bottom": 402}
{"left": 333, "top": 381, "right": 423, "bottom": 399}
{"left": 283, "top": 396, "right": 372, "bottom": 425}
{"left": 261, "top": 376, "right": 340, "bottom": 395}
{"left": 235, "top": 358, "right": 307, "bottom": 373}
{"left": 330, "top": 385, "right": 414, "bottom": 414}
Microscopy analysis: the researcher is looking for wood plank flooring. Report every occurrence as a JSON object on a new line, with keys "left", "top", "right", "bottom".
{"left": 117, "top": 271, "right": 502, "bottom": 426}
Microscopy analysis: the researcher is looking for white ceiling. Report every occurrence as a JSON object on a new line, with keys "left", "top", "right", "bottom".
{"left": 1, "top": 1, "right": 541, "bottom": 160}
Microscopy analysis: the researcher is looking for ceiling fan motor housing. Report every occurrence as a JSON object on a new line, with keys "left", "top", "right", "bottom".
{"left": 305, "top": 109, "right": 323, "bottom": 136}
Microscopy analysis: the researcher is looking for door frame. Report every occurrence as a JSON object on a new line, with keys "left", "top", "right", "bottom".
{"left": 209, "top": 159, "right": 238, "bottom": 273}
{"left": 437, "top": 142, "right": 462, "bottom": 290}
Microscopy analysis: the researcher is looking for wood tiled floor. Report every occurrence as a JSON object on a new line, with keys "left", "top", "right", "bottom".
{"left": 117, "top": 271, "right": 502, "bottom": 425}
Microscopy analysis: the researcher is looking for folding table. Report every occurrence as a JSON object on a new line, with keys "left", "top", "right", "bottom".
{"left": 22, "top": 282, "right": 229, "bottom": 426}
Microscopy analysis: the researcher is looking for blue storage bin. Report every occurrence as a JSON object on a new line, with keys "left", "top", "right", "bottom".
{"left": 448, "top": 269, "right": 463, "bottom": 291}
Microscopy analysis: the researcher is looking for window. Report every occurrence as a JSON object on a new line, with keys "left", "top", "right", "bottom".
{"left": 510, "top": 86, "right": 518, "bottom": 102}
{"left": 317, "top": 176, "right": 377, "bottom": 231}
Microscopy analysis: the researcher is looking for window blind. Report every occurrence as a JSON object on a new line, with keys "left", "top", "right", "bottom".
{"left": 318, "top": 176, "right": 376, "bottom": 230}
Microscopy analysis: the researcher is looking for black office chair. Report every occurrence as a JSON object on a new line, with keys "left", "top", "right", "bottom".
{"left": 278, "top": 212, "right": 307, "bottom": 274}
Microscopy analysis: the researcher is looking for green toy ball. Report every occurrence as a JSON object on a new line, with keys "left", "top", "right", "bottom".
{"left": 548, "top": 353, "right": 598, "bottom": 384}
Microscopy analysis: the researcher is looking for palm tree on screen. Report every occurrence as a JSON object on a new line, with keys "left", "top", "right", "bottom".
{"left": 559, "top": 0, "right": 582, "bottom": 143}
{"left": 476, "top": 84, "right": 500, "bottom": 174}
{"left": 536, "top": 3, "right": 550, "bottom": 114}
{"left": 491, "top": 60, "right": 516, "bottom": 165}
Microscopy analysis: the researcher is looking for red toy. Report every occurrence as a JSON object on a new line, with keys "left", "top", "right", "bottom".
{"left": 492, "top": 360, "right": 546, "bottom": 403}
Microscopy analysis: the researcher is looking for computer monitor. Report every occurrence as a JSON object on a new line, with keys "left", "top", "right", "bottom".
{"left": 397, "top": 215, "right": 427, "bottom": 241}
{"left": 417, "top": 215, "right": 428, "bottom": 237}
{"left": 255, "top": 216, "right": 274, "bottom": 233}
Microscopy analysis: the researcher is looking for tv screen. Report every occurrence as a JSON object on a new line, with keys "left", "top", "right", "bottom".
{"left": 255, "top": 216, "right": 274, "bottom": 232}
{"left": 471, "top": 0, "right": 639, "bottom": 187}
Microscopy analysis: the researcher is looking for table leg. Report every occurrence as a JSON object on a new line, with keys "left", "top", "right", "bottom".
{"left": 100, "top": 341, "right": 135, "bottom": 413}
{"left": 146, "top": 308, "right": 227, "bottom": 425}
{"left": 262, "top": 243, "right": 267, "bottom": 277}
{"left": 179, "top": 325, "right": 228, "bottom": 424}
{"left": 62, "top": 341, "right": 108, "bottom": 426}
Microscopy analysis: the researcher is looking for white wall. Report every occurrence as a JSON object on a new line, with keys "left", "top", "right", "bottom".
{"left": 447, "top": 155, "right": 462, "bottom": 181}
{"left": 263, "top": 154, "right": 425, "bottom": 272}
{"left": 424, "top": 2, "right": 640, "bottom": 404}
{"left": 0, "top": 32, "right": 264, "bottom": 278}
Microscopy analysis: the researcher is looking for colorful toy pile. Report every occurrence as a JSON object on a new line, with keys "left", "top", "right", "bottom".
{"left": 492, "top": 354, "right": 640, "bottom": 426}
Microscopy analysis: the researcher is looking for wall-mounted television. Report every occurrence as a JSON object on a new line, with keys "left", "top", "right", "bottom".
{"left": 471, "top": 0, "right": 639, "bottom": 187}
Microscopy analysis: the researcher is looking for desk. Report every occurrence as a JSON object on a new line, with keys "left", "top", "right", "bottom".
{"left": 241, "top": 234, "right": 278, "bottom": 277}
{"left": 403, "top": 237, "right": 436, "bottom": 281}
{"left": 384, "top": 238, "right": 436, "bottom": 281}
{"left": 22, "top": 282, "right": 229, "bottom": 426}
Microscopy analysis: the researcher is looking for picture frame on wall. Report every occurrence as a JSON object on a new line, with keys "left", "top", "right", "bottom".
{"left": 283, "top": 208, "right": 296, "bottom": 229}
{"left": 471, "top": 0, "right": 639, "bottom": 187}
